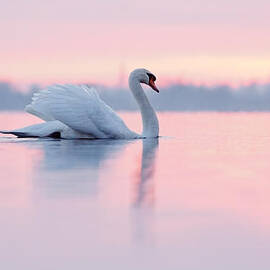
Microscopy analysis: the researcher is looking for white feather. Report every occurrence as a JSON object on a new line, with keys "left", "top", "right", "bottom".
{"left": 25, "top": 84, "right": 138, "bottom": 139}
{"left": 1, "top": 69, "right": 159, "bottom": 139}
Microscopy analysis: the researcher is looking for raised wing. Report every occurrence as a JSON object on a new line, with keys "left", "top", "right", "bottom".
{"left": 25, "top": 84, "right": 136, "bottom": 138}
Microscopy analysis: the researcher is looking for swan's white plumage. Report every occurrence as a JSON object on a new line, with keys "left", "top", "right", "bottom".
{"left": 1, "top": 68, "right": 159, "bottom": 139}
{"left": 25, "top": 84, "right": 139, "bottom": 139}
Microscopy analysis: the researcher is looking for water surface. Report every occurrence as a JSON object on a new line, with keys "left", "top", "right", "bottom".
{"left": 1, "top": 112, "right": 270, "bottom": 270}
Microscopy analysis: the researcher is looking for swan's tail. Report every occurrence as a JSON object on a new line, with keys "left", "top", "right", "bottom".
{"left": 0, "top": 121, "right": 65, "bottom": 138}
{"left": 0, "top": 130, "right": 38, "bottom": 138}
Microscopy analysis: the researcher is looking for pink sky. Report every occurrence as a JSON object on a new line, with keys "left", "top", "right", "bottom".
{"left": 1, "top": 0, "right": 270, "bottom": 87}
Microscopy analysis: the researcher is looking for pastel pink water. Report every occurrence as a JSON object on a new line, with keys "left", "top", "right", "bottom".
{"left": 0, "top": 112, "right": 270, "bottom": 269}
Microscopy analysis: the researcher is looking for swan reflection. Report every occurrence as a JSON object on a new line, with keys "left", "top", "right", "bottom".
{"left": 133, "top": 138, "right": 159, "bottom": 207}
{"left": 131, "top": 138, "right": 159, "bottom": 245}
{"left": 17, "top": 137, "right": 158, "bottom": 203}
{"left": 28, "top": 139, "right": 132, "bottom": 197}
{"left": 36, "top": 139, "right": 131, "bottom": 171}
{"left": 15, "top": 136, "right": 159, "bottom": 244}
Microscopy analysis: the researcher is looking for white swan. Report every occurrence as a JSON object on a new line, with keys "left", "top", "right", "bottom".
{"left": 1, "top": 68, "right": 159, "bottom": 139}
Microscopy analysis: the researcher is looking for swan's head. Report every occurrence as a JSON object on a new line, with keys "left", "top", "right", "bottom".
{"left": 130, "top": 68, "right": 159, "bottom": 93}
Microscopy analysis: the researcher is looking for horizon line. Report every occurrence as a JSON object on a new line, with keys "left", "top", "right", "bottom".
{"left": 1, "top": 76, "right": 270, "bottom": 92}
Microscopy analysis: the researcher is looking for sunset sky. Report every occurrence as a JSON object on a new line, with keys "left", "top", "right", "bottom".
{"left": 1, "top": 0, "right": 270, "bottom": 87}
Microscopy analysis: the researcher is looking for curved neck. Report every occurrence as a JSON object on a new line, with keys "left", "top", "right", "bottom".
{"left": 129, "top": 77, "right": 159, "bottom": 137}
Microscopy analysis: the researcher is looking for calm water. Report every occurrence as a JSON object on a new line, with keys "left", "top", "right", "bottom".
{"left": 1, "top": 112, "right": 270, "bottom": 270}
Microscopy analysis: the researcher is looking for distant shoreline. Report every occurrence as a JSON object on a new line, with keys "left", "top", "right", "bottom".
{"left": 1, "top": 82, "right": 270, "bottom": 112}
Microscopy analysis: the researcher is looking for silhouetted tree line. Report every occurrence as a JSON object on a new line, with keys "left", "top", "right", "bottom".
{"left": 1, "top": 81, "right": 270, "bottom": 111}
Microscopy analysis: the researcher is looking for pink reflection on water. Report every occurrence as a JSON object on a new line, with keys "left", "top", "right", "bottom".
{"left": 0, "top": 112, "right": 270, "bottom": 268}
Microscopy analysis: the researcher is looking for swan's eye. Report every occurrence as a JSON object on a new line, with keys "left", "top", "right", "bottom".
{"left": 147, "top": 73, "right": 156, "bottom": 82}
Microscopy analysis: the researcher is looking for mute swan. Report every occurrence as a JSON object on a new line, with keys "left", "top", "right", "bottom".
{"left": 0, "top": 68, "right": 159, "bottom": 139}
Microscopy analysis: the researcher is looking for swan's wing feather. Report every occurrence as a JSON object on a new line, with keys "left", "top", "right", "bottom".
{"left": 25, "top": 90, "right": 55, "bottom": 121}
{"left": 25, "top": 84, "right": 134, "bottom": 138}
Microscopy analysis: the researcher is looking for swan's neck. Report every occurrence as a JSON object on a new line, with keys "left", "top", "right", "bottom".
{"left": 129, "top": 77, "right": 159, "bottom": 137}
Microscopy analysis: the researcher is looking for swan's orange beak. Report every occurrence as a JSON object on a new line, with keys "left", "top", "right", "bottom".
{"left": 149, "top": 78, "right": 159, "bottom": 93}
